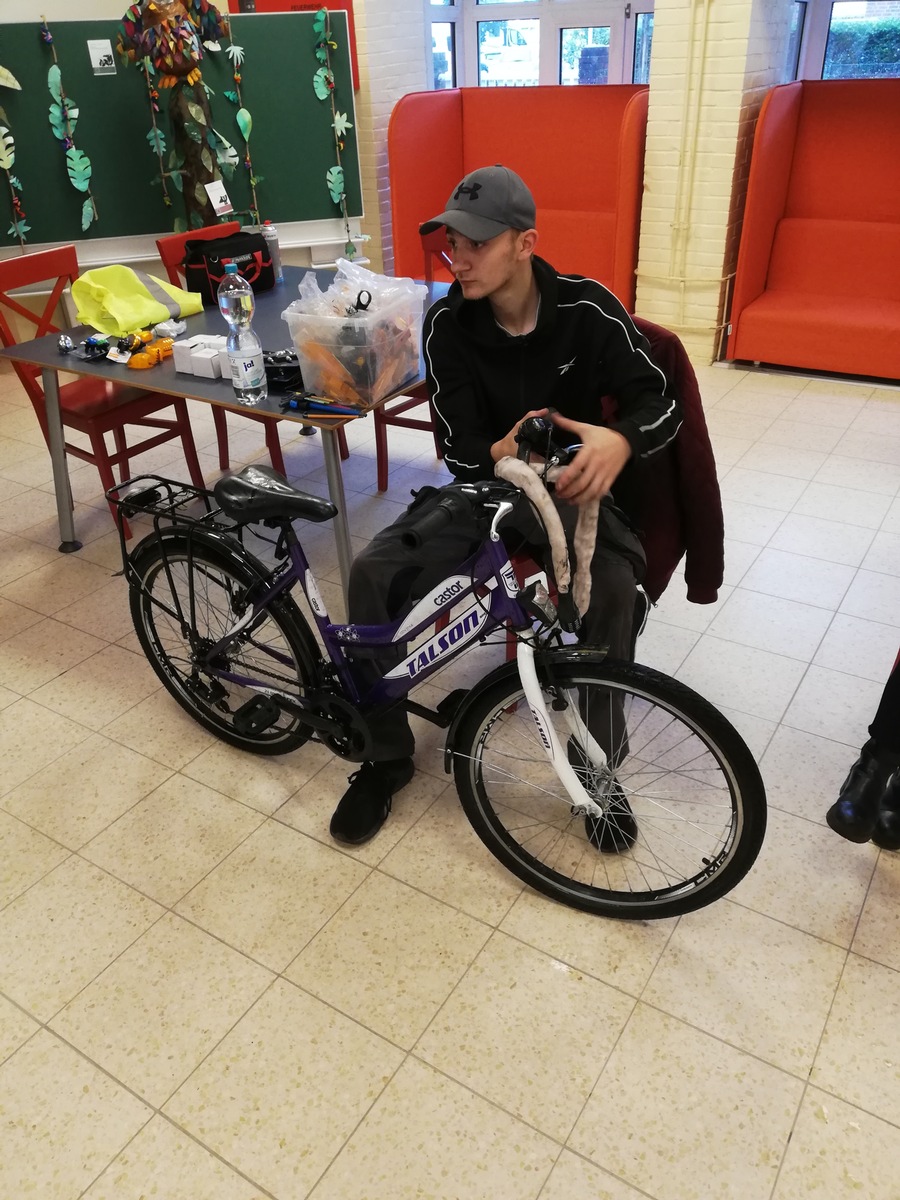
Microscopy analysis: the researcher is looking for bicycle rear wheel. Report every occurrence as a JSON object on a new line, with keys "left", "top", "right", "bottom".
{"left": 452, "top": 657, "right": 766, "bottom": 919}
{"left": 129, "top": 532, "right": 319, "bottom": 754}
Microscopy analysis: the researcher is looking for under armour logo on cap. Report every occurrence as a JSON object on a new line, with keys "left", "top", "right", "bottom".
{"left": 453, "top": 182, "right": 483, "bottom": 202}
{"left": 420, "top": 165, "right": 537, "bottom": 243}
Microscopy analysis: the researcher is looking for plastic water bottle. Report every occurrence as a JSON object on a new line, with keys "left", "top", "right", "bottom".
{"left": 262, "top": 220, "right": 284, "bottom": 283}
{"left": 217, "top": 263, "right": 268, "bottom": 406}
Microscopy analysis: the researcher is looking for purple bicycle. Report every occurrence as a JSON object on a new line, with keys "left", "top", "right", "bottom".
{"left": 108, "top": 426, "right": 765, "bottom": 920}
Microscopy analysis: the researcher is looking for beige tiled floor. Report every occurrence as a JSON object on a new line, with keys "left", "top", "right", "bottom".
{"left": 1, "top": 356, "right": 899, "bottom": 1198}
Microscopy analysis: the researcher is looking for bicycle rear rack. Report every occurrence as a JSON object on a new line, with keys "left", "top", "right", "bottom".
{"left": 106, "top": 474, "right": 245, "bottom": 591}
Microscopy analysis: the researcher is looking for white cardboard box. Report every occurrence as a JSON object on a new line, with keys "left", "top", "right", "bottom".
{"left": 191, "top": 347, "right": 223, "bottom": 379}
{"left": 172, "top": 335, "right": 205, "bottom": 373}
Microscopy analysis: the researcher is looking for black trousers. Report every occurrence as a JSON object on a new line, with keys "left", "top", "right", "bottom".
{"left": 347, "top": 488, "right": 647, "bottom": 762}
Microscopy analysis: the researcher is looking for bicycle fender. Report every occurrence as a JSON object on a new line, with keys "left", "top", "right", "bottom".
{"left": 442, "top": 645, "right": 612, "bottom": 773}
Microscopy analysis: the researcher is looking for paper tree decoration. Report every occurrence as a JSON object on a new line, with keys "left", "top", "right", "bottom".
{"left": 118, "top": 0, "right": 230, "bottom": 231}
{"left": 0, "top": 64, "right": 27, "bottom": 248}
{"left": 40, "top": 20, "right": 99, "bottom": 233}
{"left": 312, "top": 8, "right": 355, "bottom": 258}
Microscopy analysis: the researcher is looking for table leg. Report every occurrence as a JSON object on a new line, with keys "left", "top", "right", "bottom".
{"left": 41, "top": 367, "right": 81, "bottom": 553}
{"left": 321, "top": 425, "right": 353, "bottom": 604}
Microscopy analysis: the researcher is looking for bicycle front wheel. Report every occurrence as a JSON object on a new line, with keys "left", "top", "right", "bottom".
{"left": 130, "top": 533, "right": 319, "bottom": 754}
{"left": 452, "top": 657, "right": 766, "bottom": 919}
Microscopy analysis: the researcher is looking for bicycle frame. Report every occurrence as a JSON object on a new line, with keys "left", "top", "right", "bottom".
{"left": 113, "top": 474, "right": 613, "bottom": 819}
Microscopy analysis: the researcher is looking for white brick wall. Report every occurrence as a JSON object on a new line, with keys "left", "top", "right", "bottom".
{"left": 354, "top": 0, "right": 428, "bottom": 273}
{"left": 636, "top": 0, "right": 795, "bottom": 363}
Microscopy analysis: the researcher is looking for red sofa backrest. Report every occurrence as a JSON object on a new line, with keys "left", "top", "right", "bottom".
{"left": 768, "top": 218, "right": 900, "bottom": 300}
{"left": 727, "top": 79, "right": 900, "bottom": 357}
{"left": 389, "top": 85, "right": 649, "bottom": 310}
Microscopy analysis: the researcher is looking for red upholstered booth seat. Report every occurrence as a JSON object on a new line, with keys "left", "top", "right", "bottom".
{"left": 726, "top": 79, "right": 900, "bottom": 380}
{"left": 388, "top": 85, "right": 649, "bottom": 311}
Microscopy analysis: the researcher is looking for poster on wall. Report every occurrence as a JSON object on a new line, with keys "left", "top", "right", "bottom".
{"left": 226, "top": 1, "right": 359, "bottom": 89}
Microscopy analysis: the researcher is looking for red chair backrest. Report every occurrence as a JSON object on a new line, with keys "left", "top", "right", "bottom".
{"left": 156, "top": 220, "right": 242, "bottom": 287}
{"left": 0, "top": 245, "right": 80, "bottom": 408}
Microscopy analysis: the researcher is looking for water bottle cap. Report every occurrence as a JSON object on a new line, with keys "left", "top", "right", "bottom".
{"left": 264, "top": 219, "right": 272, "bottom": 226}
{"left": 224, "top": 262, "right": 239, "bottom": 274}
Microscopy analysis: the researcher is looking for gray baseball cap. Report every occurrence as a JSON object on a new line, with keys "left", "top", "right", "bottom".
{"left": 419, "top": 165, "right": 536, "bottom": 242}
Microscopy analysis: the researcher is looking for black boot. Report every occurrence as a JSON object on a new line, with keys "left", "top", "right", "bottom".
{"left": 826, "top": 740, "right": 900, "bottom": 844}
{"left": 872, "top": 769, "right": 900, "bottom": 851}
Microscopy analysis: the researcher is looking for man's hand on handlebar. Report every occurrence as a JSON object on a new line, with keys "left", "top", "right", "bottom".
{"left": 490, "top": 408, "right": 551, "bottom": 465}
{"left": 550, "top": 414, "right": 632, "bottom": 505}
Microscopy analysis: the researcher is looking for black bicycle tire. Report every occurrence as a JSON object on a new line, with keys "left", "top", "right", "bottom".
{"left": 129, "top": 531, "right": 319, "bottom": 755}
{"left": 452, "top": 658, "right": 767, "bottom": 919}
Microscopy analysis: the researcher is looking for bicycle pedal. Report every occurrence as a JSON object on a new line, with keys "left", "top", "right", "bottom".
{"left": 233, "top": 695, "right": 282, "bottom": 735}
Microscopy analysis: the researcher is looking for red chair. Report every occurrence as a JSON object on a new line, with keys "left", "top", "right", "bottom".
{"left": 156, "top": 224, "right": 348, "bottom": 476}
{"left": 0, "top": 245, "right": 205, "bottom": 539}
{"left": 373, "top": 230, "right": 448, "bottom": 492}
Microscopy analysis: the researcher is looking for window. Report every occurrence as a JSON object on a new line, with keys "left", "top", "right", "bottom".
{"left": 632, "top": 11, "right": 654, "bottom": 83}
{"left": 429, "top": 1, "right": 459, "bottom": 91}
{"left": 796, "top": 0, "right": 900, "bottom": 78}
{"left": 785, "top": 2, "right": 808, "bottom": 79}
{"left": 428, "top": 0, "right": 655, "bottom": 89}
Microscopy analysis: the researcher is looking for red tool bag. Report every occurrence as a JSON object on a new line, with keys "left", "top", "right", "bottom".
{"left": 182, "top": 230, "right": 275, "bottom": 306}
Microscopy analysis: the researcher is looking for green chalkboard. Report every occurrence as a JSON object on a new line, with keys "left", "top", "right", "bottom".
{"left": 0, "top": 11, "right": 361, "bottom": 245}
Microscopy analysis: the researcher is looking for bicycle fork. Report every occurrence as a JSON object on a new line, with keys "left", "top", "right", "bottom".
{"left": 516, "top": 638, "right": 611, "bottom": 820}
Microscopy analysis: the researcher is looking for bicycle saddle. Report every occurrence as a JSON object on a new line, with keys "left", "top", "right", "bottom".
{"left": 214, "top": 465, "right": 337, "bottom": 524}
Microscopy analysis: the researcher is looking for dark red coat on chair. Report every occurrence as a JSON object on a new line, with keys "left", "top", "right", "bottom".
{"left": 606, "top": 317, "right": 724, "bottom": 604}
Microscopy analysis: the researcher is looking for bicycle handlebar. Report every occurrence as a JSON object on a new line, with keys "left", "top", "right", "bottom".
{"left": 400, "top": 491, "right": 471, "bottom": 549}
{"left": 399, "top": 481, "right": 518, "bottom": 550}
{"left": 515, "top": 416, "right": 581, "bottom": 465}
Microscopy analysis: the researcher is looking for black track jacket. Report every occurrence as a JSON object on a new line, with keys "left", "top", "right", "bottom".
{"left": 423, "top": 255, "right": 682, "bottom": 483}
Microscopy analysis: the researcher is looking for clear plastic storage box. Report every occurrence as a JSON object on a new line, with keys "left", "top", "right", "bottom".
{"left": 282, "top": 289, "right": 425, "bottom": 408}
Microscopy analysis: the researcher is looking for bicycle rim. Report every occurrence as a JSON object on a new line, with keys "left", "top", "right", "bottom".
{"left": 132, "top": 541, "right": 316, "bottom": 753}
{"left": 453, "top": 660, "right": 766, "bottom": 919}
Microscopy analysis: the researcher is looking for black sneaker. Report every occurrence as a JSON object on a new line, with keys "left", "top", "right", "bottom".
{"left": 568, "top": 739, "right": 637, "bottom": 853}
{"left": 329, "top": 758, "right": 415, "bottom": 846}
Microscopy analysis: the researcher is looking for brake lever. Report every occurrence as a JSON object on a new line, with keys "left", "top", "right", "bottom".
{"left": 488, "top": 499, "right": 516, "bottom": 542}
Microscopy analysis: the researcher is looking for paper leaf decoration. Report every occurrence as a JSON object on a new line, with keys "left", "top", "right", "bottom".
{"left": 200, "top": 146, "right": 213, "bottom": 173}
{"left": 81, "top": 198, "right": 94, "bottom": 231}
{"left": 203, "top": 40, "right": 221, "bottom": 52}
{"left": 212, "top": 129, "right": 238, "bottom": 178}
{"left": 315, "top": 46, "right": 327, "bottom": 64}
{"left": 236, "top": 108, "right": 252, "bottom": 141}
{"left": 344, "top": 240, "right": 356, "bottom": 259}
{"left": 146, "top": 127, "right": 166, "bottom": 155}
{"left": 189, "top": 209, "right": 204, "bottom": 230}
{"left": 333, "top": 111, "right": 352, "bottom": 138}
{"left": 9, "top": 174, "right": 21, "bottom": 190}
{"left": 225, "top": 44, "right": 245, "bottom": 66}
{"left": 223, "top": 89, "right": 239, "bottom": 104}
{"left": 313, "top": 67, "right": 334, "bottom": 100}
{"left": 313, "top": 9, "right": 327, "bottom": 35}
{"left": 0, "top": 106, "right": 6, "bottom": 124}
{"left": 194, "top": 181, "right": 207, "bottom": 207}
{"left": 65, "top": 147, "right": 92, "bottom": 192}
{"left": 48, "top": 64, "right": 62, "bottom": 102}
{"left": 184, "top": 120, "right": 203, "bottom": 143}
{"left": 0, "top": 126, "right": 15, "bottom": 171}
{"left": 174, "top": 217, "right": 188, "bottom": 234}
{"left": 0, "top": 65, "right": 22, "bottom": 91}
{"left": 7, "top": 220, "right": 30, "bottom": 237}
{"left": 187, "top": 101, "right": 207, "bottom": 126}
{"left": 169, "top": 170, "right": 184, "bottom": 192}
{"left": 49, "top": 101, "right": 78, "bottom": 141}
{"left": 326, "top": 165, "right": 344, "bottom": 204}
